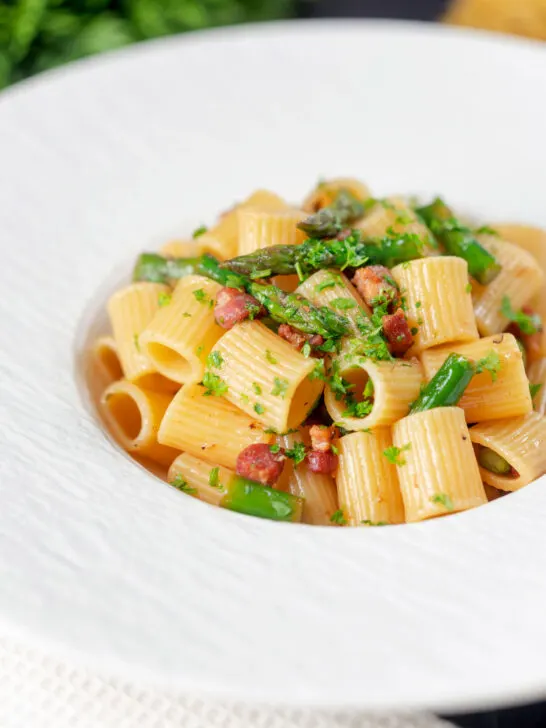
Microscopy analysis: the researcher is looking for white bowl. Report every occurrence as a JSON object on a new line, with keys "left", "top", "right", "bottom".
{"left": 1, "top": 19, "right": 545, "bottom": 715}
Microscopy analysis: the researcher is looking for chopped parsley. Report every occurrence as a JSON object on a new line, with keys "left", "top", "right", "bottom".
{"left": 208, "top": 467, "right": 224, "bottom": 490}
{"left": 207, "top": 351, "right": 224, "bottom": 368}
{"left": 530, "top": 383, "right": 543, "bottom": 399}
{"left": 252, "top": 382, "right": 262, "bottom": 395}
{"left": 415, "top": 301, "right": 422, "bottom": 309}
{"left": 309, "top": 358, "right": 327, "bottom": 381}
{"left": 431, "top": 493, "right": 454, "bottom": 511}
{"left": 315, "top": 278, "right": 337, "bottom": 293}
{"left": 193, "top": 288, "right": 208, "bottom": 304}
{"left": 202, "top": 371, "right": 228, "bottom": 397}
{"left": 195, "top": 345, "right": 204, "bottom": 357}
{"left": 501, "top": 296, "right": 542, "bottom": 335}
{"left": 330, "top": 509, "right": 347, "bottom": 525}
{"left": 192, "top": 225, "right": 208, "bottom": 238}
{"left": 475, "top": 350, "right": 501, "bottom": 382}
{"left": 133, "top": 333, "right": 140, "bottom": 352}
{"left": 330, "top": 444, "right": 339, "bottom": 456}
{"left": 269, "top": 444, "right": 281, "bottom": 454}
{"left": 158, "top": 291, "right": 172, "bottom": 307}
{"left": 302, "top": 341, "right": 312, "bottom": 358}
{"left": 240, "top": 393, "right": 250, "bottom": 404}
{"left": 410, "top": 327, "right": 419, "bottom": 336}
{"left": 170, "top": 474, "right": 197, "bottom": 495}
{"left": 465, "top": 283, "right": 472, "bottom": 294}
{"left": 244, "top": 299, "right": 262, "bottom": 320}
{"left": 182, "top": 312, "right": 192, "bottom": 318}
{"left": 265, "top": 349, "right": 278, "bottom": 365}
{"left": 475, "top": 225, "right": 499, "bottom": 237}
{"left": 254, "top": 402, "right": 265, "bottom": 415}
{"left": 284, "top": 441, "right": 307, "bottom": 466}
{"left": 383, "top": 443, "right": 411, "bottom": 466}
{"left": 271, "top": 377, "right": 289, "bottom": 398}
{"left": 330, "top": 297, "right": 356, "bottom": 311}
{"left": 361, "top": 520, "right": 387, "bottom": 526}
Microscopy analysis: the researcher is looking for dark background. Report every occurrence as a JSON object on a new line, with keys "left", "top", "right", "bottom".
{"left": 304, "top": 2, "right": 546, "bottom": 726}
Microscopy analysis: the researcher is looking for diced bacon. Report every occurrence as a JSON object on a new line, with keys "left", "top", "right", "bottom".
{"left": 214, "top": 287, "right": 265, "bottom": 329}
{"left": 235, "top": 443, "right": 285, "bottom": 486}
{"left": 306, "top": 450, "right": 338, "bottom": 475}
{"left": 382, "top": 308, "right": 413, "bottom": 355}
{"left": 352, "top": 265, "right": 399, "bottom": 308}
{"left": 309, "top": 424, "right": 336, "bottom": 453}
{"left": 278, "top": 324, "right": 325, "bottom": 354}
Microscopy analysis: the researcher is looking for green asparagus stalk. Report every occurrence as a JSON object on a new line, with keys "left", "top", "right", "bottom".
{"left": 133, "top": 252, "right": 350, "bottom": 338}
{"left": 297, "top": 189, "right": 366, "bottom": 238}
{"left": 409, "top": 354, "right": 475, "bottom": 413}
{"left": 222, "top": 231, "right": 424, "bottom": 278}
{"left": 416, "top": 198, "right": 501, "bottom": 285}
{"left": 477, "top": 447, "right": 511, "bottom": 475}
{"left": 222, "top": 475, "right": 303, "bottom": 522}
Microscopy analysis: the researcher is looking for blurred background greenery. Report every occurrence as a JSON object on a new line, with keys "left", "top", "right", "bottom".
{"left": 0, "top": 0, "right": 297, "bottom": 88}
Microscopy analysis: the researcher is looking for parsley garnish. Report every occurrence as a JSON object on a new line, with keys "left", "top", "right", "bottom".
{"left": 431, "top": 493, "right": 454, "bottom": 511}
{"left": 530, "top": 383, "right": 543, "bottom": 399}
{"left": 315, "top": 278, "right": 337, "bottom": 293}
{"left": 170, "top": 474, "right": 197, "bottom": 495}
{"left": 465, "top": 283, "right": 472, "bottom": 294}
{"left": 361, "top": 520, "right": 387, "bottom": 526}
{"left": 309, "top": 359, "right": 327, "bottom": 381}
{"left": 195, "top": 345, "right": 204, "bottom": 357}
{"left": 252, "top": 382, "right": 262, "bottom": 395}
{"left": 415, "top": 301, "right": 422, "bottom": 309}
{"left": 265, "top": 349, "right": 278, "bottom": 365}
{"left": 271, "top": 377, "right": 289, "bottom": 398}
{"left": 284, "top": 441, "right": 307, "bottom": 465}
{"left": 383, "top": 443, "right": 411, "bottom": 466}
{"left": 501, "top": 296, "right": 542, "bottom": 335}
{"left": 330, "top": 509, "right": 347, "bottom": 525}
{"left": 202, "top": 371, "right": 228, "bottom": 397}
{"left": 245, "top": 299, "right": 262, "bottom": 319}
{"left": 158, "top": 291, "right": 172, "bottom": 307}
{"left": 330, "top": 297, "right": 356, "bottom": 311}
{"left": 207, "top": 351, "right": 224, "bottom": 368}
{"left": 475, "top": 225, "right": 499, "bottom": 237}
{"left": 475, "top": 350, "right": 501, "bottom": 382}
{"left": 133, "top": 333, "right": 140, "bottom": 352}
{"left": 193, "top": 288, "right": 208, "bottom": 304}
{"left": 302, "top": 341, "right": 311, "bottom": 358}
{"left": 192, "top": 225, "right": 208, "bottom": 238}
{"left": 254, "top": 402, "right": 265, "bottom": 415}
{"left": 240, "top": 393, "right": 249, "bottom": 404}
{"left": 269, "top": 444, "right": 281, "bottom": 454}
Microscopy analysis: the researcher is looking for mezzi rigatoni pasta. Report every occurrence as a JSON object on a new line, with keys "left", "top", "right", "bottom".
{"left": 470, "top": 413, "right": 546, "bottom": 492}
{"left": 391, "top": 256, "right": 479, "bottom": 353}
{"left": 336, "top": 429, "right": 405, "bottom": 526}
{"left": 158, "top": 383, "right": 273, "bottom": 469}
{"left": 420, "top": 333, "right": 532, "bottom": 422}
{"left": 94, "top": 182, "right": 545, "bottom": 525}
{"left": 393, "top": 407, "right": 487, "bottom": 522}
{"left": 140, "top": 275, "right": 223, "bottom": 385}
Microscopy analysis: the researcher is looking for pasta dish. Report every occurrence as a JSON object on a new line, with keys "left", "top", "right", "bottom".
{"left": 92, "top": 179, "right": 546, "bottom": 526}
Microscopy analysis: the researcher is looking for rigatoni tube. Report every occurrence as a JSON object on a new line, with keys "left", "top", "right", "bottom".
{"left": 391, "top": 256, "right": 479, "bottom": 353}
{"left": 528, "top": 358, "right": 546, "bottom": 416}
{"left": 324, "top": 354, "right": 422, "bottom": 431}
{"left": 167, "top": 452, "right": 303, "bottom": 522}
{"left": 336, "top": 430, "right": 405, "bottom": 526}
{"left": 237, "top": 207, "right": 307, "bottom": 256}
{"left": 420, "top": 333, "right": 532, "bottom": 422}
{"left": 357, "top": 197, "right": 434, "bottom": 252}
{"left": 280, "top": 430, "right": 338, "bottom": 526}
{"left": 100, "top": 380, "right": 179, "bottom": 467}
{"left": 295, "top": 269, "right": 370, "bottom": 334}
{"left": 140, "top": 275, "right": 223, "bottom": 385}
{"left": 209, "top": 321, "right": 324, "bottom": 432}
{"left": 470, "top": 413, "right": 546, "bottom": 492}
{"left": 393, "top": 407, "right": 486, "bottom": 522}
{"left": 158, "top": 383, "right": 273, "bottom": 469}
{"left": 472, "top": 234, "right": 544, "bottom": 336}
{"left": 91, "top": 335, "right": 123, "bottom": 387}
{"left": 107, "top": 282, "right": 178, "bottom": 390}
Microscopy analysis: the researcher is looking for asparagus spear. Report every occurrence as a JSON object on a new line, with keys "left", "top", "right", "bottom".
{"left": 409, "top": 354, "right": 475, "bottom": 413}
{"left": 133, "top": 252, "right": 350, "bottom": 338}
{"left": 223, "top": 475, "right": 303, "bottom": 522}
{"left": 222, "top": 231, "right": 424, "bottom": 277}
{"left": 477, "top": 447, "right": 511, "bottom": 475}
{"left": 416, "top": 198, "right": 501, "bottom": 285}
{"left": 297, "top": 189, "right": 366, "bottom": 238}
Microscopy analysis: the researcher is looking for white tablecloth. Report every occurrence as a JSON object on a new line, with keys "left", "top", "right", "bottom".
{"left": 0, "top": 636, "right": 453, "bottom": 728}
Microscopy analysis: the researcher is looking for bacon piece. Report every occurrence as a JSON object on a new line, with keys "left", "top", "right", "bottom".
{"left": 214, "top": 287, "right": 264, "bottom": 330}
{"left": 352, "top": 265, "right": 398, "bottom": 308}
{"left": 309, "top": 424, "right": 336, "bottom": 453}
{"left": 382, "top": 308, "right": 413, "bottom": 355}
{"left": 235, "top": 443, "right": 285, "bottom": 486}
{"left": 306, "top": 450, "right": 338, "bottom": 475}
{"left": 278, "top": 324, "right": 325, "bottom": 353}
